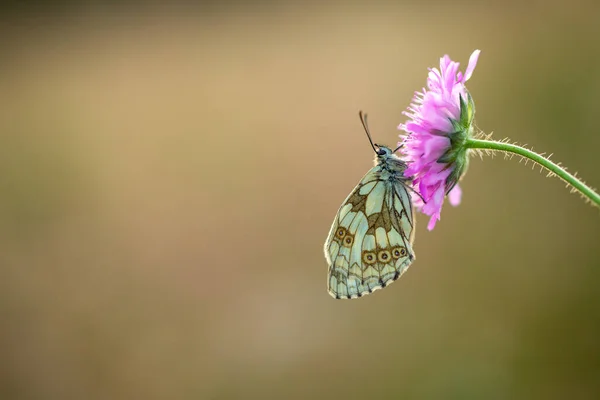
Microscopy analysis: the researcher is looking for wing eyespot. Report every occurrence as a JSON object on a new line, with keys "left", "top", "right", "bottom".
{"left": 391, "top": 246, "right": 407, "bottom": 259}
{"left": 377, "top": 250, "right": 391, "bottom": 263}
{"left": 335, "top": 227, "right": 346, "bottom": 240}
{"left": 342, "top": 234, "right": 354, "bottom": 247}
{"left": 362, "top": 251, "right": 377, "bottom": 265}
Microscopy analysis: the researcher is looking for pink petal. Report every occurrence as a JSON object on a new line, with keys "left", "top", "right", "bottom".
{"left": 448, "top": 184, "right": 462, "bottom": 206}
{"left": 439, "top": 55, "right": 451, "bottom": 70}
{"left": 423, "top": 135, "right": 450, "bottom": 159}
{"left": 443, "top": 61, "right": 459, "bottom": 93}
{"left": 404, "top": 122, "right": 432, "bottom": 136}
{"left": 422, "top": 185, "right": 444, "bottom": 213}
{"left": 426, "top": 215, "right": 438, "bottom": 231}
{"left": 463, "top": 50, "right": 480, "bottom": 82}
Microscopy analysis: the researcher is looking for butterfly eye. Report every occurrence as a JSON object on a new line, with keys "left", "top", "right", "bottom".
{"left": 362, "top": 252, "right": 377, "bottom": 265}
{"left": 336, "top": 228, "right": 346, "bottom": 239}
{"left": 343, "top": 234, "right": 354, "bottom": 247}
{"left": 377, "top": 250, "right": 392, "bottom": 263}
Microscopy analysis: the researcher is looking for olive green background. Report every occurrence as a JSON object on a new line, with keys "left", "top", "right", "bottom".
{"left": 1, "top": 2, "right": 599, "bottom": 399}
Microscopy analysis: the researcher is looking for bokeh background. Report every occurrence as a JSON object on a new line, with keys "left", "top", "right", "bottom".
{"left": 1, "top": 1, "right": 600, "bottom": 399}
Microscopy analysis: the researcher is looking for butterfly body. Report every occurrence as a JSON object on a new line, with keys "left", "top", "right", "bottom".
{"left": 325, "top": 143, "right": 416, "bottom": 299}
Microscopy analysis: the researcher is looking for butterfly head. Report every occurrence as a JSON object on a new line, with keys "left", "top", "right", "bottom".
{"left": 373, "top": 144, "right": 402, "bottom": 168}
{"left": 374, "top": 144, "right": 393, "bottom": 158}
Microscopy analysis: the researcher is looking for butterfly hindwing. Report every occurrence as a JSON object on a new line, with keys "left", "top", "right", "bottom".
{"left": 325, "top": 164, "right": 415, "bottom": 299}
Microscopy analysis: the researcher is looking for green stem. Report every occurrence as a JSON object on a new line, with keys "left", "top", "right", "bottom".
{"left": 465, "top": 138, "right": 600, "bottom": 207}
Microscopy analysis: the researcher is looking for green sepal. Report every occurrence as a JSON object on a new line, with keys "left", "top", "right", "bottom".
{"left": 445, "top": 152, "right": 469, "bottom": 194}
{"left": 457, "top": 92, "right": 475, "bottom": 130}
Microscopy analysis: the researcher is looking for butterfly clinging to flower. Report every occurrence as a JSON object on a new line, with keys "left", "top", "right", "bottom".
{"left": 324, "top": 111, "right": 416, "bottom": 299}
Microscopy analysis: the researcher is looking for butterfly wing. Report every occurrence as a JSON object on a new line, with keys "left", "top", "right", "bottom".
{"left": 324, "top": 165, "right": 416, "bottom": 299}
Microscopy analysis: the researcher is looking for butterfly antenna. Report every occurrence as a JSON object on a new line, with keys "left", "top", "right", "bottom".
{"left": 359, "top": 110, "right": 379, "bottom": 154}
{"left": 393, "top": 136, "right": 409, "bottom": 153}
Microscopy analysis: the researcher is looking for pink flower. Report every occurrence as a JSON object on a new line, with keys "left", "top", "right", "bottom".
{"left": 399, "top": 50, "right": 480, "bottom": 230}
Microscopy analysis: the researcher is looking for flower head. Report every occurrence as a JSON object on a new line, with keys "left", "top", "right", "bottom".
{"left": 399, "top": 50, "right": 480, "bottom": 230}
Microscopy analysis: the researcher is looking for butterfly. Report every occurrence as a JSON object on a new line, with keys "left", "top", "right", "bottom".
{"left": 324, "top": 111, "right": 416, "bottom": 299}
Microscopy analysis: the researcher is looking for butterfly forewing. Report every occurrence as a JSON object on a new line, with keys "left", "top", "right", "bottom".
{"left": 325, "top": 155, "right": 416, "bottom": 299}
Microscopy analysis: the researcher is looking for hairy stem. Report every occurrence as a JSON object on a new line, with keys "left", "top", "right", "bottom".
{"left": 465, "top": 138, "right": 600, "bottom": 207}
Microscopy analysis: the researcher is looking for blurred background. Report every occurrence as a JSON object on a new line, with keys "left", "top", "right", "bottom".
{"left": 1, "top": 1, "right": 599, "bottom": 399}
